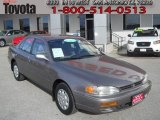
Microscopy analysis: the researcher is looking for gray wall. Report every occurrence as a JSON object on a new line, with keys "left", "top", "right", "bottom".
{"left": 69, "top": 15, "right": 80, "bottom": 33}
{"left": 141, "top": 14, "right": 153, "bottom": 27}
{"left": 111, "top": 15, "right": 123, "bottom": 31}
{"left": 111, "top": 14, "right": 155, "bottom": 32}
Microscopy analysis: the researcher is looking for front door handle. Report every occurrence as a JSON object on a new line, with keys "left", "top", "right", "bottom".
{"left": 27, "top": 56, "right": 31, "bottom": 62}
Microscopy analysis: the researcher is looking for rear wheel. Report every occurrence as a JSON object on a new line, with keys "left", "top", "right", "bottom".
{"left": 55, "top": 83, "right": 77, "bottom": 115}
{"left": 13, "top": 62, "right": 25, "bottom": 81}
{"left": 0, "top": 39, "right": 6, "bottom": 47}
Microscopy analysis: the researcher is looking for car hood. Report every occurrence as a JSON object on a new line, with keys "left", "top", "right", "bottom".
{"left": 130, "top": 36, "right": 159, "bottom": 42}
{"left": 55, "top": 55, "right": 146, "bottom": 88}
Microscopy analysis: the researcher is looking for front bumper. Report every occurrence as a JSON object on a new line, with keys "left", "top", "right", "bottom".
{"left": 134, "top": 48, "right": 156, "bottom": 54}
{"left": 74, "top": 81, "right": 151, "bottom": 114}
{"left": 127, "top": 43, "right": 160, "bottom": 54}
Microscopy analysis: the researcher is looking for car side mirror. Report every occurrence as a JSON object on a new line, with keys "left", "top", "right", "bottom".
{"left": 36, "top": 54, "right": 49, "bottom": 61}
{"left": 7, "top": 33, "right": 11, "bottom": 36}
{"left": 128, "top": 34, "right": 131, "bottom": 37}
{"left": 98, "top": 47, "right": 103, "bottom": 52}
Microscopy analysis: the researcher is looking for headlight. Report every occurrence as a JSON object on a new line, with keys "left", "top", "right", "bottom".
{"left": 85, "top": 86, "right": 120, "bottom": 96}
{"left": 143, "top": 74, "right": 148, "bottom": 84}
{"left": 128, "top": 40, "right": 134, "bottom": 44}
{"left": 153, "top": 40, "right": 160, "bottom": 44}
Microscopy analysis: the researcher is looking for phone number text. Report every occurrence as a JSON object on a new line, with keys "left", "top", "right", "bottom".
{"left": 52, "top": 6, "right": 146, "bottom": 14}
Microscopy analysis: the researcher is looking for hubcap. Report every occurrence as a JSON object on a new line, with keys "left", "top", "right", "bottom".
{"left": 0, "top": 41, "right": 5, "bottom": 47}
{"left": 57, "top": 89, "right": 69, "bottom": 110}
{"left": 13, "top": 65, "right": 19, "bottom": 78}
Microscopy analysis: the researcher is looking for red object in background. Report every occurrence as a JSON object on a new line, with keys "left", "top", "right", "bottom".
{"left": 3, "top": 0, "right": 16, "bottom": 3}
{"left": 12, "top": 31, "right": 49, "bottom": 46}
{"left": 12, "top": 35, "right": 26, "bottom": 46}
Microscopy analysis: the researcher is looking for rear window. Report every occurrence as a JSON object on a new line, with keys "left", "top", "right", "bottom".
{"left": 20, "top": 38, "right": 34, "bottom": 53}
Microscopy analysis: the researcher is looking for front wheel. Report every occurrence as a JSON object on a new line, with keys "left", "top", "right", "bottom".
{"left": 156, "top": 52, "right": 160, "bottom": 57}
{"left": 55, "top": 83, "right": 77, "bottom": 115}
{"left": 0, "top": 39, "right": 6, "bottom": 47}
{"left": 13, "top": 62, "right": 25, "bottom": 81}
{"left": 127, "top": 51, "right": 134, "bottom": 56}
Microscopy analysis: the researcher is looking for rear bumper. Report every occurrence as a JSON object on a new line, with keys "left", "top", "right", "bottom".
{"left": 74, "top": 81, "right": 151, "bottom": 114}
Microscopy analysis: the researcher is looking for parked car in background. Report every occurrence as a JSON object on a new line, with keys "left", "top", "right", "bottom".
{"left": 8, "top": 36, "right": 151, "bottom": 115}
{"left": 127, "top": 27, "right": 160, "bottom": 56}
{"left": 0, "top": 30, "right": 27, "bottom": 47}
{"left": 12, "top": 30, "right": 48, "bottom": 46}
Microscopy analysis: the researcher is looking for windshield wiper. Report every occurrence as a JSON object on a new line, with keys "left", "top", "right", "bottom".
{"left": 55, "top": 57, "right": 81, "bottom": 61}
{"left": 79, "top": 54, "right": 101, "bottom": 58}
{"left": 55, "top": 54, "right": 103, "bottom": 61}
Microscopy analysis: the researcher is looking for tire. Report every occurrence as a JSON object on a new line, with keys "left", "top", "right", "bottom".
{"left": 55, "top": 83, "right": 77, "bottom": 115}
{"left": 127, "top": 51, "right": 133, "bottom": 56}
{"left": 156, "top": 53, "right": 160, "bottom": 57}
{"left": 12, "top": 62, "right": 25, "bottom": 81}
{"left": 0, "top": 39, "right": 6, "bottom": 47}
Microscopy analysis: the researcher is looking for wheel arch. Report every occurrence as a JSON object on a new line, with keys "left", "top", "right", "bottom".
{"left": 0, "top": 38, "right": 6, "bottom": 46}
{"left": 52, "top": 79, "right": 72, "bottom": 100}
{"left": 0, "top": 38, "right": 6, "bottom": 43}
{"left": 52, "top": 79, "right": 77, "bottom": 114}
{"left": 11, "top": 59, "right": 16, "bottom": 71}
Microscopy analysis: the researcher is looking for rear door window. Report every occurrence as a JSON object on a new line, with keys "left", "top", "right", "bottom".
{"left": 32, "top": 39, "right": 46, "bottom": 55}
{"left": 19, "top": 40, "right": 25, "bottom": 50}
{"left": 21, "top": 38, "right": 34, "bottom": 53}
{"left": 7, "top": 30, "right": 14, "bottom": 36}
{"left": 14, "top": 30, "right": 23, "bottom": 35}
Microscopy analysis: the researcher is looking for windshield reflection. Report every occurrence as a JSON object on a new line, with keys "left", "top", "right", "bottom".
{"left": 48, "top": 39, "right": 103, "bottom": 61}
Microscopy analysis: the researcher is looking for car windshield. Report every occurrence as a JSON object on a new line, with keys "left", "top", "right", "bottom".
{"left": 48, "top": 38, "right": 103, "bottom": 61}
{"left": 0, "top": 31, "right": 7, "bottom": 36}
{"left": 132, "top": 29, "right": 158, "bottom": 37}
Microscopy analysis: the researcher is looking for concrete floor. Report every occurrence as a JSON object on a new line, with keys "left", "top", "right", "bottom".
{"left": 0, "top": 47, "right": 160, "bottom": 120}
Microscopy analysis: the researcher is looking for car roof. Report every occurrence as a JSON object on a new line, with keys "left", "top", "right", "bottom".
{"left": 4, "top": 29, "right": 25, "bottom": 32}
{"left": 27, "top": 35, "right": 85, "bottom": 42}
{"left": 135, "top": 27, "right": 157, "bottom": 30}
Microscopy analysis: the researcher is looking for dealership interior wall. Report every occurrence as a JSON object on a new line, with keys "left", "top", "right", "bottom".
{"left": 0, "top": 14, "right": 160, "bottom": 52}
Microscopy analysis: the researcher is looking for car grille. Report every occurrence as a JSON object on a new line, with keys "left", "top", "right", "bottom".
{"left": 134, "top": 48, "right": 153, "bottom": 53}
{"left": 137, "top": 42, "right": 151, "bottom": 47}
{"left": 120, "top": 80, "right": 143, "bottom": 91}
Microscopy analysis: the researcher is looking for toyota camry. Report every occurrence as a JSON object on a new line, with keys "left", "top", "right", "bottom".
{"left": 8, "top": 36, "right": 151, "bottom": 115}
